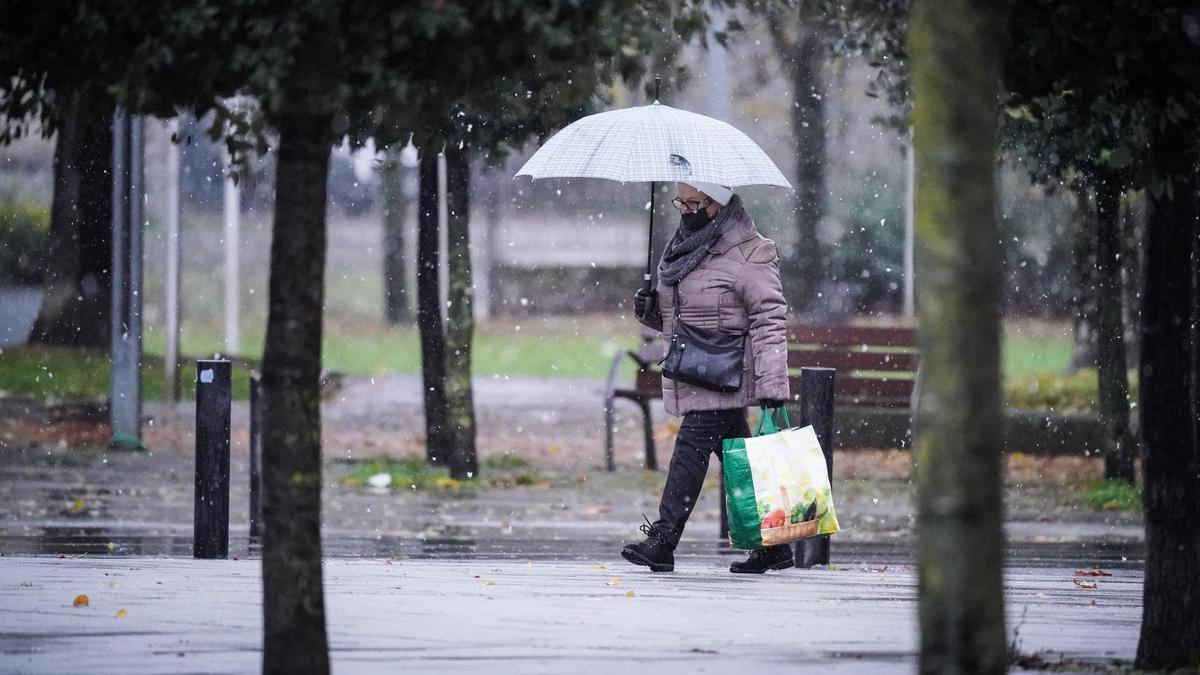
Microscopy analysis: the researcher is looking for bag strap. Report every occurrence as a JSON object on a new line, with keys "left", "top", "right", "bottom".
{"left": 672, "top": 284, "right": 681, "bottom": 320}
{"left": 754, "top": 406, "right": 792, "bottom": 436}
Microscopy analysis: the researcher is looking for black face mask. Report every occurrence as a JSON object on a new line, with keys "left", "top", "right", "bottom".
{"left": 679, "top": 209, "right": 713, "bottom": 233}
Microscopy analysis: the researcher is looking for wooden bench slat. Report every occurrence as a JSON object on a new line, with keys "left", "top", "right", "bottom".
{"left": 788, "top": 349, "right": 917, "bottom": 371}
{"left": 787, "top": 324, "right": 917, "bottom": 347}
{"left": 787, "top": 375, "right": 915, "bottom": 400}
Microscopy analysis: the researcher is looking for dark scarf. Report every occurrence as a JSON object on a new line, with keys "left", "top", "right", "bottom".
{"left": 657, "top": 193, "right": 743, "bottom": 287}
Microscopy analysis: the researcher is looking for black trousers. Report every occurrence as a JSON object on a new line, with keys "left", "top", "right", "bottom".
{"left": 652, "top": 408, "right": 750, "bottom": 548}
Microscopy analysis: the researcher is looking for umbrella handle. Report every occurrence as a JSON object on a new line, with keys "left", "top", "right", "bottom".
{"left": 644, "top": 180, "right": 656, "bottom": 292}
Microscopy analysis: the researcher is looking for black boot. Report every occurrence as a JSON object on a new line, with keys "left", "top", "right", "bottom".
{"left": 621, "top": 517, "right": 675, "bottom": 572}
{"left": 730, "top": 544, "right": 794, "bottom": 574}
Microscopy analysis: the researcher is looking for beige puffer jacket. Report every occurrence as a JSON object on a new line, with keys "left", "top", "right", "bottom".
{"left": 637, "top": 202, "right": 790, "bottom": 416}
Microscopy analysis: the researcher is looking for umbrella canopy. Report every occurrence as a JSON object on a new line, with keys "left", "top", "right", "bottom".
{"left": 515, "top": 102, "right": 791, "bottom": 189}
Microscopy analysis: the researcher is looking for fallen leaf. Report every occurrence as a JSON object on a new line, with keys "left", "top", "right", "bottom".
{"left": 116, "top": 609, "right": 128, "bottom": 618}
{"left": 1074, "top": 568, "right": 1112, "bottom": 577}
{"left": 862, "top": 566, "right": 889, "bottom": 573}
{"left": 72, "top": 498, "right": 85, "bottom": 512}
{"left": 590, "top": 565, "right": 607, "bottom": 571}
{"left": 73, "top": 594, "right": 89, "bottom": 607}
{"left": 1072, "top": 579, "right": 1098, "bottom": 589}
{"left": 107, "top": 581, "right": 121, "bottom": 589}
{"left": 625, "top": 590, "right": 636, "bottom": 598}
{"left": 483, "top": 580, "right": 496, "bottom": 586}
{"left": 606, "top": 577, "right": 622, "bottom": 586}
{"left": 1089, "top": 600, "right": 1099, "bottom": 606}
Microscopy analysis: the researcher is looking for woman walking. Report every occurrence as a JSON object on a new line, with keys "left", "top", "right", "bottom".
{"left": 622, "top": 181, "right": 793, "bottom": 574}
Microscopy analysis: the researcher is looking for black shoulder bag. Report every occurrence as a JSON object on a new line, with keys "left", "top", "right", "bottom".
{"left": 660, "top": 285, "right": 746, "bottom": 393}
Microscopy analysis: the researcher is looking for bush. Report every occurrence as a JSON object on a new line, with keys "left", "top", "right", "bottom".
{"left": 1081, "top": 479, "right": 1142, "bottom": 511}
{"left": 0, "top": 200, "right": 50, "bottom": 285}
{"left": 1002, "top": 368, "right": 1139, "bottom": 413}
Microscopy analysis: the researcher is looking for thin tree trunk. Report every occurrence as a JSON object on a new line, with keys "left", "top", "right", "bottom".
{"left": 30, "top": 96, "right": 113, "bottom": 347}
{"left": 382, "top": 153, "right": 410, "bottom": 324}
{"left": 1094, "top": 174, "right": 1135, "bottom": 482}
{"left": 1135, "top": 146, "right": 1200, "bottom": 669}
{"left": 769, "top": 20, "right": 826, "bottom": 316}
{"left": 1068, "top": 186, "right": 1098, "bottom": 372}
{"left": 443, "top": 147, "right": 477, "bottom": 480}
{"left": 417, "top": 151, "right": 449, "bottom": 465}
{"left": 909, "top": 1, "right": 1007, "bottom": 673}
{"left": 260, "top": 44, "right": 332, "bottom": 675}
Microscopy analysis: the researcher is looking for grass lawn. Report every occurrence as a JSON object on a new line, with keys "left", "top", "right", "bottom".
{"left": 2, "top": 315, "right": 1082, "bottom": 404}
{"left": 0, "top": 345, "right": 254, "bottom": 400}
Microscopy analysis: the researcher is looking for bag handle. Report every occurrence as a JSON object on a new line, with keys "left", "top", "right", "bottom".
{"left": 754, "top": 406, "right": 791, "bottom": 436}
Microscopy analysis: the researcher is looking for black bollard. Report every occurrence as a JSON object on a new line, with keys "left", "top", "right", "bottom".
{"left": 248, "top": 373, "right": 264, "bottom": 540}
{"left": 194, "top": 359, "right": 231, "bottom": 559}
{"left": 795, "top": 367, "right": 836, "bottom": 568}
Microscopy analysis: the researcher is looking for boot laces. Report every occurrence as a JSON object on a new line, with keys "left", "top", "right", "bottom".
{"left": 639, "top": 515, "right": 668, "bottom": 546}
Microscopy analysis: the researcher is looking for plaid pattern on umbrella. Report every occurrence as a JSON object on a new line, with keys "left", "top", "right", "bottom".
{"left": 515, "top": 103, "right": 792, "bottom": 189}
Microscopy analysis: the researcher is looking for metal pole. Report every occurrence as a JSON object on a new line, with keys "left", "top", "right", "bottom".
{"left": 110, "top": 110, "right": 144, "bottom": 449}
{"left": 194, "top": 359, "right": 231, "bottom": 559}
{"left": 164, "top": 118, "right": 182, "bottom": 402}
{"left": 437, "top": 150, "right": 449, "bottom": 320}
{"left": 249, "top": 373, "right": 264, "bottom": 540}
{"left": 903, "top": 129, "right": 916, "bottom": 318}
{"left": 110, "top": 110, "right": 128, "bottom": 439}
{"left": 795, "top": 367, "right": 836, "bottom": 567}
{"left": 222, "top": 151, "right": 240, "bottom": 356}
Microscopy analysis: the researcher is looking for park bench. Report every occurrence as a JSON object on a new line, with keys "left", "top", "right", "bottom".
{"left": 602, "top": 322, "right": 919, "bottom": 470}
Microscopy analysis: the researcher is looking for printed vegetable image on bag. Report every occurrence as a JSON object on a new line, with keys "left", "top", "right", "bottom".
{"left": 722, "top": 408, "right": 841, "bottom": 549}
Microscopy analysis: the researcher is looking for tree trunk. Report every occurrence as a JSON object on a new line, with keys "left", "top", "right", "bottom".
{"left": 417, "top": 151, "right": 449, "bottom": 465}
{"left": 1093, "top": 174, "right": 1135, "bottom": 482}
{"left": 771, "top": 21, "right": 826, "bottom": 316}
{"left": 909, "top": 1, "right": 1007, "bottom": 673}
{"left": 1068, "top": 187, "right": 1099, "bottom": 372}
{"left": 443, "top": 147, "right": 478, "bottom": 480}
{"left": 30, "top": 97, "right": 113, "bottom": 347}
{"left": 260, "top": 47, "right": 332, "bottom": 675}
{"left": 1135, "top": 146, "right": 1200, "bottom": 669}
{"left": 382, "top": 153, "right": 410, "bottom": 324}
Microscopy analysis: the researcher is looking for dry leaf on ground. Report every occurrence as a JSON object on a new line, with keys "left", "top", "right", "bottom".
{"left": 1073, "top": 568, "right": 1112, "bottom": 577}
{"left": 72, "top": 594, "right": 89, "bottom": 607}
{"left": 1072, "top": 579, "right": 1099, "bottom": 589}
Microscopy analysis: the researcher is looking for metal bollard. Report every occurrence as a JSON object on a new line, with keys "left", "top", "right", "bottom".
{"left": 194, "top": 359, "right": 231, "bottom": 559}
{"left": 248, "top": 374, "right": 264, "bottom": 540}
{"left": 795, "top": 367, "right": 836, "bottom": 568}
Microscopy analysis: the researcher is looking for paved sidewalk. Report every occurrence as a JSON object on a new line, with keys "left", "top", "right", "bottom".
{"left": 0, "top": 557, "right": 1140, "bottom": 674}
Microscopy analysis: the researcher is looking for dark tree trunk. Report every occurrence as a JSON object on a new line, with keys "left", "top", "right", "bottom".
{"left": 382, "top": 153, "right": 410, "bottom": 324}
{"left": 1094, "top": 175, "right": 1136, "bottom": 482}
{"left": 30, "top": 97, "right": 113, "bottom": 347}
{"left": 417, "top": 151, "right": 449, "bottom": 465}
{"left": 769, "top": 20, "right": 826, "bottom": 316}
{"left": 1135, "top": 148, "right": 1200, "bottom": 669}
{"left": 260, "top": 46, "right": 332, "bottom": 675}
{"left": 443, "top": 147, "right": 477, "bottom": 480}
{"left": 909, "top": 0, "right": 1008, "bottom": 673}
{"left": 1068, "top": 187, "right": 1099, "bottom": 372}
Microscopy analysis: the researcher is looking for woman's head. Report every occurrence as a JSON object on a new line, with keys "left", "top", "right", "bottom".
{"left": 673, "top": 182, "right": 728, "bottom": 221}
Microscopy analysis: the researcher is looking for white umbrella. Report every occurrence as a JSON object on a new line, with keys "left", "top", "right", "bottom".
{"left": 515, "top": 102, "right": 791, "bottom": 188}
{"left": 515, "top": 101, "right": 791, "bottom": 289}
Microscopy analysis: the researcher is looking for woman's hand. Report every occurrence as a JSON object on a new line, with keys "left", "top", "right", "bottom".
{"left": 758, "top": 398, "right": 786, "bottom": 410}
{"left": 634, "top": 288, "right": 658, "bottom": 320}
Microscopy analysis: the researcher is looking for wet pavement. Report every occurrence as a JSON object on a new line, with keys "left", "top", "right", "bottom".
{"left": 0, "top": 374, "right": 1148, "bottom": 672}
{"left": 0, "top": 439, "right": 1143, "bottom": 567}
{"left": 0, "top": 556, "right": 1142, "bottom": 674}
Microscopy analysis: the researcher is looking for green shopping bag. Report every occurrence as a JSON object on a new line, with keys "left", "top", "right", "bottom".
{"left": 722, "top": 408, "right": 841, "bottom": 549}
